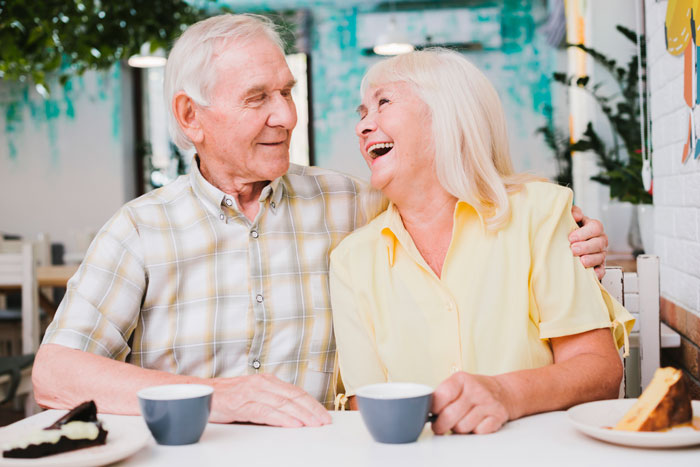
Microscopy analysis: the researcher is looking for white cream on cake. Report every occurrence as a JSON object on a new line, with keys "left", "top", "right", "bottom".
{"left": 2, "top": 421, "right": 101, "bottom": 451}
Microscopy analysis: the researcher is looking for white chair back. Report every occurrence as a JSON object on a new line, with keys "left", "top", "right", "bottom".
{"left": 602, "top": 255, "right": 679, "bottom": 398}
{"left": 0, "top": 241, "right": 39, "bottom": 354}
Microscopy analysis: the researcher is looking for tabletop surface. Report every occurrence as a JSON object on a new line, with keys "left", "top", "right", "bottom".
{"left": 36, "top": 265, "right": 78, "bottom": 287}
{"left": 3, "top": 409, "right": 699, "bottom": 467}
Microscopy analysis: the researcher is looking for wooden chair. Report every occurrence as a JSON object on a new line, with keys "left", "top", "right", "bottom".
{"left": 0, "top": 240, "right": 39, "bottom": 412}
{"left": 602, "top": 255, "right": 680, "bottom": 398}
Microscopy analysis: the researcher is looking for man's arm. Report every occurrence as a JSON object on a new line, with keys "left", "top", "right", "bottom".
{"left": 33, "top": 344, "right": 331, "bottom": 427}
{"left": 570, "top": 206, "right": 608, "bottom": 280}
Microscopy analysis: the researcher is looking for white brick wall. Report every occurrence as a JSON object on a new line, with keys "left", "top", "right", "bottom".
{"left": 646, "top": 0, "right": 700, "bottom": 314}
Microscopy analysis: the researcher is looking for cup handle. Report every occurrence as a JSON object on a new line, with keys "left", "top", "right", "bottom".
{"left": 427, "top": 413, "right": 438, "bottom": 424}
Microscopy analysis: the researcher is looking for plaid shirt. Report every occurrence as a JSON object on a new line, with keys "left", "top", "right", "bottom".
{"left": 43, "top": 160, "right": 377, "bottom": 407}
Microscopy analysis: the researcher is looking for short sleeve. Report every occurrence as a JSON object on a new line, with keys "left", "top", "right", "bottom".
{"left": 329, "top": 248, "right": 387, "bottom": 395}
{"left": 42, "top": 208, "right": 146, "bottom": 361}
{"left": 528, "top": 185, "right": 634, "bottom": 346}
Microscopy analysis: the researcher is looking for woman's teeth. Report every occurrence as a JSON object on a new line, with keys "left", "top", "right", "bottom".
{"left": 368, "top": 142, "right": 394, "bottom": 159}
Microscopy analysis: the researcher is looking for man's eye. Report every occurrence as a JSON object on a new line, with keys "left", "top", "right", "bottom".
{"left": 281, "top": 89, "right": 292, "bottom": 98}
{"left": 378, "top": 98, "right": 390, "bottom": 106}
{"left": 249, "top": 94, "right": 266, "bottom": 103}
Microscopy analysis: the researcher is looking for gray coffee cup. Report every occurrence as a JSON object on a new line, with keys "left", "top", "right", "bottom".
{"left": 356, "top": 382, "right": 434, "bottom": 444}
{"left": 137, "top": 384, "right": 213, "bottom": 445}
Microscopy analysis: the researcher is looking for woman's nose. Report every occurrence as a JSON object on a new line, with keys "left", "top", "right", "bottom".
{"left": 355, "top": 115, "right": 376, "bottom": 137}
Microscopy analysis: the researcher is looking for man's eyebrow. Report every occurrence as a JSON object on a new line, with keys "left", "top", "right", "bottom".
{"left": 243, "top": 79, "right": 297, "bottom": 97}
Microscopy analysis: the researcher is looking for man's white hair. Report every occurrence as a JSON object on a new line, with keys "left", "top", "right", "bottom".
{"left": 164, "top": 14, "right": 286, "bottom": 150}
{"left": 361, "top": 48, "right": 535, "bottom": 230}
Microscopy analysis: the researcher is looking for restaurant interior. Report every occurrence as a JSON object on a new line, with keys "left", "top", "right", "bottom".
{"left": 0, "top": 0, "right": 699, "bottom": 458}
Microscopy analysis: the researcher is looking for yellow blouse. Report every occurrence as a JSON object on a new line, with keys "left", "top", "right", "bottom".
{"left": 329, "top": 182, "right": 634, "bottom": 395}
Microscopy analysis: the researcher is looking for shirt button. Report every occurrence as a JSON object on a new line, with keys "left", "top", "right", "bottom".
{"left": 251, "top": 230, "right": 259, "bottom": 239}
{"left": 252, "top": 360, "right": 261, "bottom": 369}
{"left": 219, "top": 214, "right": 225, "bottom": 221}
{"left": 270, "top": 201, "right": 276, "bottom": 209}
{"left": 256, "top": 294, "right": 264, "bottom": 303}
{"left": 225, "top": 198, "right": 233, "bottom": 206}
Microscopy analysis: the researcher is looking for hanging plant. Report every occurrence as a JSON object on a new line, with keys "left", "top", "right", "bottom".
{"left": 0, "top": 0, "right": 207, "bottom": 95}
{"left": 0, "top": 2, "right": 302, "bottom": 96}
{"left": 539, "top": 25, "right": 652, "bottom": 205}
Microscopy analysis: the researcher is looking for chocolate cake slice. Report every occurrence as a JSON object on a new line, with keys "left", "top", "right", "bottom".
{"left": 3, "top": 401, "right": 108, "bottom": 458}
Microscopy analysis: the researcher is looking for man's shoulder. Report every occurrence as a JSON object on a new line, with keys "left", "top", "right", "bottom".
{"left": 283, "top": 164, "right": 368, "bottom": 197}
{"left": 125, "top": 175, "right": 193, "bottom": 210}
{"left": 109, "top": 175, "right": 194, "bottom": 229}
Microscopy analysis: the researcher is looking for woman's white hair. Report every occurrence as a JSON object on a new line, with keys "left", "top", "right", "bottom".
{"left": 361, "top": 48, "right": 536, "bottom": 230}
{"left": 164, "top": 14, "right": 285, "bottom": 150}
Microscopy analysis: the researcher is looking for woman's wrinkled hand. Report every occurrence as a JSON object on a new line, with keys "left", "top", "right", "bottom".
{"left": 430, "top": 372, "right": 512, "bottom": 435}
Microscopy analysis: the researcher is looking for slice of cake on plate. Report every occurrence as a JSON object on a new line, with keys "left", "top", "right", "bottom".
{"left": 2, "top": 400, "right": 108, "bottom": 458}
{"left": 614, "top": 367, "right": 692, "bottom": 432}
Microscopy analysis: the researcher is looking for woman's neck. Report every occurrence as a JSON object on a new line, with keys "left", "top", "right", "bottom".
{"left": 394, "top": 187, "right": 458, "bottom": 278}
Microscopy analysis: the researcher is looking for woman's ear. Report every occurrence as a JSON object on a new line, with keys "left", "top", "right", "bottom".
{"left": 173, "top": 92, "right": 204, "bottom": 144}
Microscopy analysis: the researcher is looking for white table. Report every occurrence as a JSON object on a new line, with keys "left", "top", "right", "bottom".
{"left": 5, "top": 410, "right": 698, "bottom": 466}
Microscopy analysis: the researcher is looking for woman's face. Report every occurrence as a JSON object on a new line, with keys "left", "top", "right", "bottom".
{"left": 355, "top": 81, "right": 435, "bottom": 201}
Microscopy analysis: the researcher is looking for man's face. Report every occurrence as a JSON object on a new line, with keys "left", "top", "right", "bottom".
{"left": 195, "top": 38, "right": 297, "bottom": 183}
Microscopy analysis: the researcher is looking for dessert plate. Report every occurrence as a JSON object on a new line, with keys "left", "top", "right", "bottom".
{"left": 567, "top": 399, "right": 700, "bottom": 448}
{"left": 0, "top": 412, "right": 151, "bottom": 466}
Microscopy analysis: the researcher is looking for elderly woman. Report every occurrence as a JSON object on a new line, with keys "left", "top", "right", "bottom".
{"left": 329, "top": 49, "right": 633, "bottom": 435}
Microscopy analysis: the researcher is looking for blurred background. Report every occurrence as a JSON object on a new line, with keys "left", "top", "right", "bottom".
{"left": 0, "top": 0, "right": 641, "bottom": 258}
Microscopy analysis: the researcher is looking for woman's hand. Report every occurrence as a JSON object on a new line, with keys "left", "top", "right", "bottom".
{"left": 570, "top": 205, "right": 608, "bottom": 280}
{"left": 431, "top": 372, "right": 512, "bottom": 435}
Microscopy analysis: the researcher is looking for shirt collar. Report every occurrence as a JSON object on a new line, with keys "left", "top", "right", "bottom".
{"left": 189, "top": 155, "right": 285, "bottom": 217}
{"left": 380, "top": 199, "right": 486, "bottom": 267}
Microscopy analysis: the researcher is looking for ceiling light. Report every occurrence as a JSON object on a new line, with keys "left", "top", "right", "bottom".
{"left": 373, "top": 17, "right": 414, "bottom": 56}
{"left": 128, "top": 42, "right": 167, "bottom": 68}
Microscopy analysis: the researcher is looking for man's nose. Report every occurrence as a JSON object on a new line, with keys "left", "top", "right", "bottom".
{"left": 268, "top": 94, "right": 297, "bottom": 130}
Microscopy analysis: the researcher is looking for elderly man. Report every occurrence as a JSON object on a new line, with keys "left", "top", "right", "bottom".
{"left": 33, "top": 14, "right": 608, "bottom": 428}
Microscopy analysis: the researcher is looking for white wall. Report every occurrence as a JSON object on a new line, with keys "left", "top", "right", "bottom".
{"left": 646, "top": 0, "right": 700, "bottom": 314}
{"left": 0, "top": 66, "right": 136, "bottom": 255}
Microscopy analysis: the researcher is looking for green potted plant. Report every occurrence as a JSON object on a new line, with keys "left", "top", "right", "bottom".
{"left": 540, "top": 25, "right": 653, "bottom": 254}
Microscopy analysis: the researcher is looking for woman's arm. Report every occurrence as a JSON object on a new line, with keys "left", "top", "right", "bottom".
{"left": 329, "top": 250, "right": 387, "bottom": 396}
{"left": 430, "top": 327, "right": 621, "bottom": 435}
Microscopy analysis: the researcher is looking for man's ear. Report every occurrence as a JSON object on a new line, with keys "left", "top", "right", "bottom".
{"left": 173, "top": 92, "right": 204, "bottom": 144}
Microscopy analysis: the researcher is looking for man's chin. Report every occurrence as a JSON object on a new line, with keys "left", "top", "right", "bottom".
{"left": 265, "top": 157, "right": 291, "bottom": 180}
